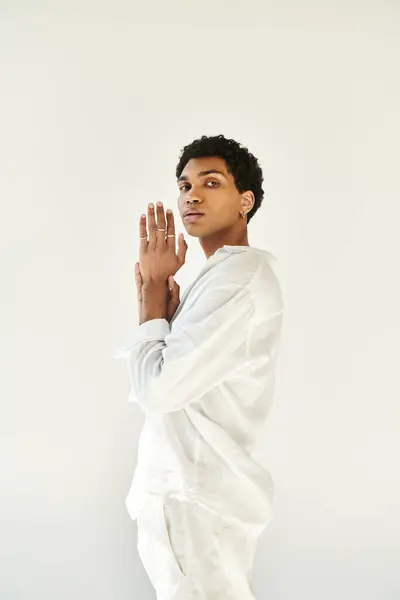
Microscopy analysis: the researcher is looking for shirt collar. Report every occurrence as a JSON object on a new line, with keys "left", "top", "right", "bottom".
{"left": 213, "top": 245, "right": 278, "bottom": 262}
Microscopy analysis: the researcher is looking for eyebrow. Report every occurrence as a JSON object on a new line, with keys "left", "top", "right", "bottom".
{"left": 177, "top": 169, "right": 227, "bottom": 183}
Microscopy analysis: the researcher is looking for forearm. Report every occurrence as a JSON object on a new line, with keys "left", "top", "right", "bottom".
{"left": 139, "top": 280, "right": 169, "bottom": 325}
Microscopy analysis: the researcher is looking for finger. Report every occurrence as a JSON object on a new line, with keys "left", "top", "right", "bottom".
{"left": 134, "top": 262, "right": 142, "bottom": 298}
{"left": 174, "top": 282, "right": 180, "bottom": 300}
{"left": 169, "top": 276, "right": 180, "bottom": 297}
{"left": 147, "top": 203, "right": 157, "bottom": 249}
{"left": 155, "top": 201, "right": 167, "bottom": 246}
{"left": 134, "top": 262, "right": 142, "bottom": 285}
{"left": 177, "top": 233, "right": 188, "bottom": 267}
{"left": 139, "top": 213, "right": 147, "bottom": 253}
{"left": 166, "top": 209, "right": 176, "bottom": 251}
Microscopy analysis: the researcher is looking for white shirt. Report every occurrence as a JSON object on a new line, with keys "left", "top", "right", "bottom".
{"left": 113, "top": 245, "right": 284, "bottom": 536}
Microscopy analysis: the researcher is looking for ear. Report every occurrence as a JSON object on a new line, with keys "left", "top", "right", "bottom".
{"left": 241, "top": 191, "right": 255, "bottom": 214}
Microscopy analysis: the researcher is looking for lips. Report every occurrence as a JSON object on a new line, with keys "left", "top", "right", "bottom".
{"left": 184, "top": 212, "right": 204, "bottom": 222}
{"left": 184, "top": 210, "right": 204, "bottom": 217}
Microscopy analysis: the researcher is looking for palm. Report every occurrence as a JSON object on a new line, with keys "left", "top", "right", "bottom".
{"left": 135, "top": 262, "right": 179, "bottom": 324}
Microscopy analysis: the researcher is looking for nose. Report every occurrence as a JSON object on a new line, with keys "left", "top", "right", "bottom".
{"left": 186, "top": 191, "right": 200, "bottom": 203}
{"left": 185, "top": 197, "right": 201, "bottom": 208}
{"left": 185, "top": 182, "right": 204, "bottom": 202}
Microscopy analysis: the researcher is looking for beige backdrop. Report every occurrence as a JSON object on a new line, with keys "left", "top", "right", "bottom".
{"left": 1, "top": 1, "right": 399, "bottom": 599}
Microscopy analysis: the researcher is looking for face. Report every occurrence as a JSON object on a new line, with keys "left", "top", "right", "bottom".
{"left": 177, "top": 156, "right": 253, "bottom": 239}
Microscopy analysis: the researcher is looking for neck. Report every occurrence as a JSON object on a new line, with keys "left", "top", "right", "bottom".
{"left": 200, "top": 227, "right": 250, "bottom": 260}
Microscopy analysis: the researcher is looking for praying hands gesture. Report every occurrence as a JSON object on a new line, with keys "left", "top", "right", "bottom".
{"left": 134, "top": 202, "right": 188, "bottom": 324}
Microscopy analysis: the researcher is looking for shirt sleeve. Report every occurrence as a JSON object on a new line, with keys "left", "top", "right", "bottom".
{"left": 112, "top": 259, "right": 259, "bottom": 414}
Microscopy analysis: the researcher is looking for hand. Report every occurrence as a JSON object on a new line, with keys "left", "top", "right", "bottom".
{"left": 134, "top": 263, "right": 181, "bottom": 324}
{"left": 139, "top": 202, "right": 188, "bottom": 284}
{"left": 166, "top": 276, "right": 181, "bottom": 322}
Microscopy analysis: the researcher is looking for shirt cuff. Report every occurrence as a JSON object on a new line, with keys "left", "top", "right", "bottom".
{"left": 112, "top": 318, "right": 171, "bottom": 360}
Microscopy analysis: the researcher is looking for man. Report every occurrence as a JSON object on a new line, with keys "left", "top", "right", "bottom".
{"left": 113, "top": 134, "right": 284, "bottom": 599}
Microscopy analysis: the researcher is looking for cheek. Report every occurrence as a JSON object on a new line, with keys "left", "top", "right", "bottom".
{"left": 215, "top": 203, "right": 237, "bottom": 219}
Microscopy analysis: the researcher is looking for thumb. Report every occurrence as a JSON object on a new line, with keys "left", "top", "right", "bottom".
{"left": 168, "top": 275, "right": 179, "bottom": 294}
{"left": 177, "top": 233, "right": 188, "bottom": 266}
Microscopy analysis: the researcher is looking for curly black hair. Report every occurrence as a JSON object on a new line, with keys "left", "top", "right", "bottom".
{"left": 175, "top": 134, "right": 264, "bottom": 225}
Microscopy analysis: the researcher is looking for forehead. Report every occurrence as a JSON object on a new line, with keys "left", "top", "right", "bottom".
{"left": 178, "top": 156, "right": 230, "bottom": 181}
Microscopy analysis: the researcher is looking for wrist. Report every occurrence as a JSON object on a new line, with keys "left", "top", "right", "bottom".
{"left": 140, "top": 280, "right": 169, "bottom": 324}
{"left": 142, "top": 279, "right": 168, "bottom": 291}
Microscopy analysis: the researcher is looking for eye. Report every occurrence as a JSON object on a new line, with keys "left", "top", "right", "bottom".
{"left": 179, "top": 181, "right": 219, "bottom": 192}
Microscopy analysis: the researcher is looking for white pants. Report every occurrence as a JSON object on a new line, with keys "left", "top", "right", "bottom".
{"left": 136, "top": 493, "right": 259, "bottom": 600}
